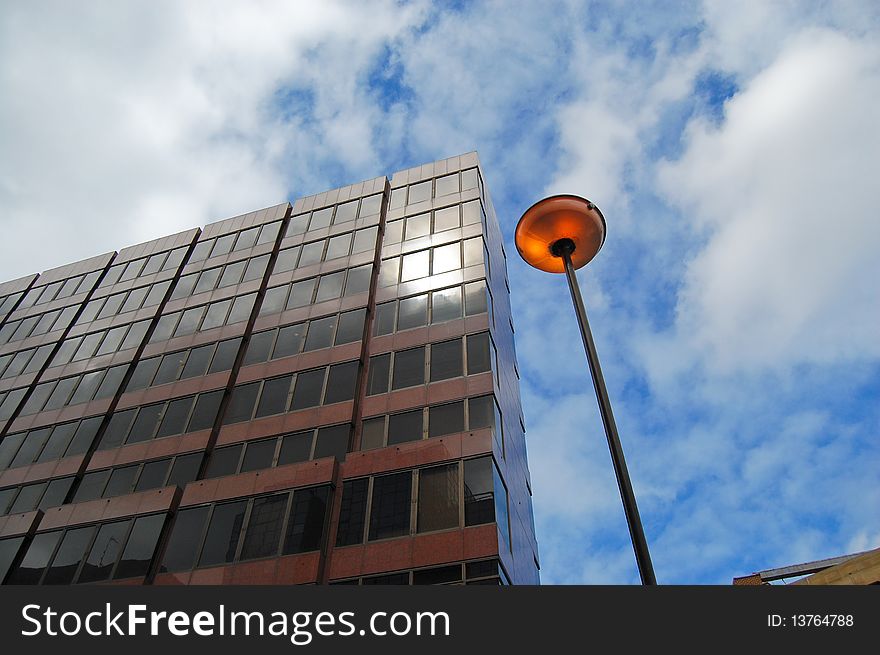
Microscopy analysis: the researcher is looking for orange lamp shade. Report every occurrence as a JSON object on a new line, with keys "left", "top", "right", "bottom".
{"left": 514, "top": 195, "right": 606, "bottom": 273}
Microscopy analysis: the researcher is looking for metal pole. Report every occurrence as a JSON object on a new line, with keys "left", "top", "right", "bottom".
{"left": 559, "top": 244, "right": 657, "bottom": 585}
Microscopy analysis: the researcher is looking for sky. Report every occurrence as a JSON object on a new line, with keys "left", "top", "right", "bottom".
{"left": 1, "top": 0, "right": 878, "bottom": 584}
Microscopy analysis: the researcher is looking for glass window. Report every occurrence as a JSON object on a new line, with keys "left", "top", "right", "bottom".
{"left": 467, "top": 333, "right": 492, "bottom": 374}
{"left": 408, "top": 180, "right": 431, "bottom": 204}
{"left": 278, "top": 431, "right": 312, "bottom": 465}
{"left": 368, "top": 472, "right": 411, "bottom": 541}
{"left": 170, "top": 273, "right": 198, "bottom": 300}
{"left": 418, "top": 464, "right": 459, "bottom": 533}
{"left": 65, "top": 417, "right": 103, "bottom": 456}
{"left": 432, "top": 242, "right": 461, "bottom": 274}
{"left": 23, "top": 344, "right": 53, "bottom": 374}
{"left": 79, "top": 519, "right": 131, "bottom": 582}
{"left": 33, "top": 309, "right": 61, "bottom": 335}
{"left": 360, "top": 194, "right": 382, "bottom": 217}
{"left": 12, "top": 315, "right": 40, "bottom": 340}
{"left": 286, "top": 278, "right": 316, "bottom": 309}
{"left": 150, "top": 312, "right": 180, "bottom": 343}
{"left": 43, "top": 525, "right": 95, "bottom": 585}
{"left": 57, "top": 275, "right": 83, "bottom": 298}
{"left": 298, "top": 240, "right": 324, "bottom": 267}
{"left": 121, "top": 320, "right": 151, "bottom": 351}
{"left": 37, "top": 423, "right": 78, "bottom": 463}
{"left": 120, "top": 259, "right": 146, "bottom": 282}
{"left": 180, "top": 343, "right": 214, "bottom": 379}
{"left": 160, "top": 506, "right": 209, "bottom": 572}
{"left": 255, "top": 375, "right": 293, "bottom": 417}
{"left": 154, "top": 351, "right": 187, "bottom": 386}
{"left": 273, "top": 322, "right": 306, "bottom": 359}
{"left": 401, "top": 250, "right": 429, "bottom": 281}
{"left": 167, "top": 452, "right": 202, "bottom": 487}
{"left": 189, "top": 239, "right": 214, "bottom": 263}
{"left": 143, "top": 280, "right": 172, "bottom": 307}
{"left": 383, "top": 219, "right": 403, "bottom": 245}
{"left": 114, "top": 513, "right": 164, "bottom": 579}
{"left": 431, "top": 339, "right": 463, "bottom": 381}
{"left": 103, "top": 465, "right": 138, "bottom": 498}
{"left": 304, "top": 315, "right": 336, "bottom": 351}
{"left": 126, "top": 403, "right": 164, "bottom": 444}
{"left": 99, "top": 409, "right": 135, "bottom": 450}
{"left": 10, "top": 482, "right": 47, "bottom": 513}
{"left": 257, "top": 221, "right": 281, "bottom": 245}
{"left": 431, "top": 286, "right": 462, "bottom": 323}
{"left": 405, "top": 213, "right": 430, "bottom": 240}
{"left": 244, "top": 330, "right": 275, "bottom": 365}
{"left": 95, "top": 325, "right": 127, "bottom": 356}
{"left": 314, "top": 424, "right": 350, "bottom": 459}
{"left": 5, "top": 350, "right": 33, "bottom": 379}
{"left": 283, "top": 486, "right": 329, "bottom": 554}
{"left": 156, "top": 396, "right": 194, "bottom": 438}
{"left": 388, "top": 409, "right": 423, "bottom": 445}
{"left": 208, "top": 338, "right": 241, "bottom": 374}
{"left": 344, "top": 264, "right": 371, "bottom": 296}
{"left": 227, "top": 293, "right": 256, "bottom": 324}
{"left": 163, "top": 246, "right": 188, "bottom": 271}
{"left": 285, "top": 214, "right": 309, "bottom": 237}
{"left": 360, "top": 416, "right": 386, "bottom": 450}
{"left": 234, "top": 226, "right": 260, "bottom": 252}
{"left": 334, "top": 200, "right": 358, "bottom": 224}
{"left": 39, "top": 477, "right": 74, "bottom": 510}
{"left": 210, "top": 233, "right": 236, "bottom": 258}
{"left": 413, "top": 564, "right": 462, "bottom": 585}
{"left": 290, "top": 368, "right": 325, "bottom": 410}
{"left": 94, "top": 364, "right": 126, "bottom": 400}
{"left": 309, "top": 207, "right": 334, "bottom": 230}
{"left": 352, "top": 226, "right": 378, "bottom": 253}
{"left": 315, "top": 271, "right": 345, "bottom": 302}
{"left": 429, "top": 401, "right": 465, "bottom": 437}
{"left": 397, "top": 294, "right": 428, "bottom": 330}
{"left": 464, "top": 280, "right": 488, "bottom": 315}
{"left": 199, "top": 501, "right": 247, "bottom": 567}
{"left": 135, "top": 459, "right": 171, "bottom": 492}
{"left": 464, "top": 457, "right": 495, "bottom": 525}
{"left": 240, "top": 494, "right": 287, "bottom": 560}
{"left": 242, "top": 254, "right": 270, "bottom": 283}
{"left": 194, "top": 267, "right": 222, "bottom": 294}
{"left": 6, "top": 531, "right": 62, "bottom": 584}
{"left": 187, "top": 389, "right": 224, "bottom": 432}
{"left": 274, "top": 246, "right": 300, "bottom": 273}
{"left": 73, "top": 331, "right": 103, "bottom": 361}
{"left": 366, "top": 353, "right": 390, "bottom": 395}
{"left": 468, "top": 395, "right": 494, "bottom": 430}
{"left": 205, "top": 445, "right": 242, "bottom": 479}
{"left": 120, "top": 286, "right": 148, "bottom": 313}
{"left": 141, "top": 252, "right": 166, "bottom": 276}
{"left": 392, "top": 347, "right": 425, "bottom": 389}
{"left": 43, "top": 376, "right": 79, "bottom": 410}
{"left": 76, "top": 298, "right": 104, "bottom": 325}
{"left": 435, "top": 173, "right": 459, "bottom": 197}
{"left": 11, "top": 428, "right": 51, "bottom": 467}
{"left": 174, "top": 306, "right": 206, "bottom": 337}
{"left": 461, "top": 168, "right": 479, "bottom": 190}
{"left": 463, "top": 237, "right": 484, "bottom": 267}
{"left": 218, "top": 260, "right": 246, "bottom": 287}
{"left": 335, "top": 308, "right": 365, "bottom": 345}
{"left": 378, "top": 257, "right": 399, "bottom": 286}
{"left": 201, "top": 298, "right": 231, "bottom": 331}
{"left": 240, "top": 439, "right": 276, "bottom": 473}
{"left": 326, "top": 233, "right": 352, "bottom": 260}
{"left": 433, "top": 205, "right": 459, "bottom": 232}
{"left": 336, "top": 479, "right": 368, "bottom": 546}
{"left": 494, "top": 464, "right": 510, "bottom": 550}
{"left": 0, "top": 488, "right": 17, "bottom": 515}
{"left": 222, "top": 382, "right": 259, "bottom": 424}
{"left": 373, "top": 302, "right": 396, "bottom": 336}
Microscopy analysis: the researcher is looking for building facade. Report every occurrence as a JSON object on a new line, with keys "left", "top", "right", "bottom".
{"left": 0, "top": 153, "right": 539, "bottom": 586}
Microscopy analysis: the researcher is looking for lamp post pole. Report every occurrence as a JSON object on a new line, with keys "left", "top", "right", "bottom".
{"left": 553, "top": 238, "right": 657, "bottom": 586}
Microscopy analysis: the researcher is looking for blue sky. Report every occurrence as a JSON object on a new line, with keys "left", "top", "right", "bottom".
{"left": 1, "top": 1, "right": 878, "bottom": 583}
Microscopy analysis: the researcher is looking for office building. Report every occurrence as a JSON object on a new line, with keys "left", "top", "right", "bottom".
{"left": 0, "top": 152, "right": 540, "bottom": 585}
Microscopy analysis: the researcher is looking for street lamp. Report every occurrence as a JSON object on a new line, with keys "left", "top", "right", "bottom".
{"left": 515, "top": 194, "right": 657, "bottom": 585}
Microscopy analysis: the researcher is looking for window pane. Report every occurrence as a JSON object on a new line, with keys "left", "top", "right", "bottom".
{"left": 273, "top": 323, "right": 306, "bottom": 358}
{"left": 156, "top": 396, "right": 194, "bottom": 438}
{"left": 0, "top": 431, "right": 24, "bottom": 469}
{"left": 163, "top": 246, "right": 188, "bottom": 271}
{"left": 361, "top": 416, "right": 385, "bottom": 450}
{"left": 95, "top": 325, "right": 127, "bottom": 356}
{"left": 12, "top": 428, "right": 52, "bottom": 467}
{"left": 468, "top": 396, "right": 494, "bottom": 430}
{"left": 278, "top": 431, "right": 313, "bottom": 465}
{"left": 121, "top": 320, "right": 151, "bottom": 351}
{"left": 429, "top": 401, "right": 465, "bottom": 437}
{"left": 174, "top": 306, "right": 206, "bottom": 337}
{"left": 243, "top": 254, "right": 270, "bottom": 283}
{"left": 240, "top": 439, "right": 276, "bottom": 473}
{"left": 275, "top": 246, "right": 299, "bottom": 274}
{"left": 37, "top": 423, "right": 78, "bottom": 463}
{"left": 373, "top": 302, "right": 396, "bottom": 336}
{"left": 290, "top": 368, "right": 325, "bottom": 410}
{"left": 120, "top": 286, "right": 148, "bottom": 313}
{"left": 120, "top": 259, "right": 145, "bottom": 282}
{"left": 335, "top": 308, "right": 365, "bottom": 345}
{"left": 103, "top": 465, "right": 138, "bottom": 498}
{"left": 78, "top": 519, "right": 130, "bottom": 583}
{"left": 336, "top": 479, "right": 368, "bottom": 546}
{"left": 23, "top": 344, "right": 53, "bottom": 374}
{"left": 334, "top": 200, "right": 358, "bottom": 224}
{"left": 366, "top": 354, "right": 390, "bottom": 395}
{"left": 313, "top": 424, "right": 349, "bottom": 459}
{"left": 316, "top": 271, "right": 345, "bottom": 302}
{"left": 243, "top": 330, "right": 275, "bottom": 365}
{"left": 378, "top": 257, "right": 399, "bottom": 286}
{"left": 150, "top": 312, "right": 180, "bottom": 343}
{"left": 285, "top": 214, "right": 308, "bottom": 236}
{"left": 210, "top": 233, "right": 236, "bottom": 258}
{"left": 217, "top": 260, "right": 246, "bottom": 287}
{"left": 141, "top": 253, "right": 166, "bottom": 276}
{"left": 0, "top": 488, "right": 17, "bottom": 515}
{"left": 194, "top": 267, "right": 221, "bottom": 294}
{"left": 324, "top": 361, "right": 358, "bottom": 405}
{"left": 43, "top": 525, "right": 95, "bottom": 585}
{"left": 189, "top": 239, "right": 214, "bottom": 263}
{"left": 144, "top": 280, "right": 172, "bottom": 307}
{"left": 388, "top": 410, "right": 423, "bottom": 445}
{"left": 160, "top": 506, "right": 209, "bottom": 572}
{"left": 344, "top": 264, "right": 371, "bottom": 296}
{"left": 180, "top": 343, "right": 214, "bottom": 379}
{"left": 413, "top": 564, "right": 461, "bottom": 585}
{"left": 201, "top": 299, "right": 231, "bottom": 330}
{"left": 42, "top": 376, "right": 79, "bottom": 410}
{"left": 325, "top": 233, "right": 352, "bottom": 260}
{"left": 257, "top": 221, "right": 281, "bottom": 245}
{"left": 208, "top": 338, "right": 240, "bottom": 373}
{"left": 240, "top": 494, "right": 287, "bottom": 560}
{"left": 199, "top": 501, "right": 247, "bottom": 567}
{"left": 368, "top": 472, "right": 411, "bottom": 540}
{"left": 401, "top": 250, "right": 429, "bottom": 281}
{"left": 73, "top": 332, "right": 103, "bottom": 361}
{"left": 389, "top": 187, "right": 405, "bottom": 209}
{"left": 167, "top": 452, "right": 202, "bottom": 487}
{"left": 227, "top": 293, "right": 256, "bottom": 324}
{"left": 65, "top": 417, "right": 103, "bottom": 456}
{"left": 135, "top": 459, "right": 171, "bottom": 492}
{"left": 114, "top": 513, "right": 165, "bottom": 579}
{"left": 304, "top": 315, "right": 336, "bottom": 351}
{"left": 99, "top": 409, "right": 135, "bottom": 450}
{"left": 94, "top": 364, "right": 127, "bottom": 400}
{"left": 467, "top": 333, "right": 491, "bottom": 374}
{"left": 463, "top": 237, "right": 484, "bottom": 267}
{"left": 405, "top": 213, "right": 430, "bottom": 240}
{"left": 431, "top": 339, "right": 463, "bottom": 381}
{"left": 154, "top": 351, "right": 187, "bottom": 386}
{"left": 6, "top": 531, "right": 62, "bottom": 584}
{"left": 171, "top": 273, "right": 198, "bottom": 300}
{"left": 433, "top": 205, "right": 460, "bottom": 232}
{"left": 432, "top": 242, "right": 461, "bottom": 274}
{"left": 309, "top": 207, "right": 333, "bottom": 230}
{"left": 39, "top": 477, "right": 74, "bottom": 510}
{"left": 397, "top": 294, "right": 427, "bottom": 330}
{"left": 297, "top": 241, "right": 323, "bottom": 268}
{"left": 461, "top": 168, "right": 479, "bottom": 190}
{"left": 360, "top": 194, "right": 382, "bottom": 217}
{"left": 383, "top": 220, "right": 403, "bottom": 245}
{"left": 222, "top": 382, "right": 259, "bottom": 424}
{"left": 255, "top": 375, "right": 292, "bottom": 417}
{"left": 283, "top": 486, "right": 329, "bottom": 554}
{"left": 418, "top": 464, "right": 459, "bottom": 533}
{"left": 464, "top": 457, "right": 495, "bottom": 526}
{"left": 234, "top": 226, "right": 259, "bottom": 251}
{"left": 392, "top": 347, "right": 425, "bottom": 389}
{"left": 204, "top": 445, "right": 242, "bottom": 479}
{"left": 10, "top": 482, "right": 47, "bottom": 513}
{"left": 77, "top": 299, "right": 103, "bottom": 325}
{"left": 286, "top": 279, "right": 316, "bottom": 309}
{"left": 352, "top": 226, "right": 378, "bottom": 253}
{"left": 408, "top": 181, "right": 431, "bottom": 204}
{"left": 431, "top": 286, "right": 462, "bottom": 323}
{"left": 187, "top": 389, "right": 224, "bottom": 432}
{"left": 126, "top": 403, "right": 164, "bottom": 444}
{"left": 494, "top": 464, "right": 509, "bottom": 550}
{"left": 464, "top": 280, "right": 488, "bottom": 315}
